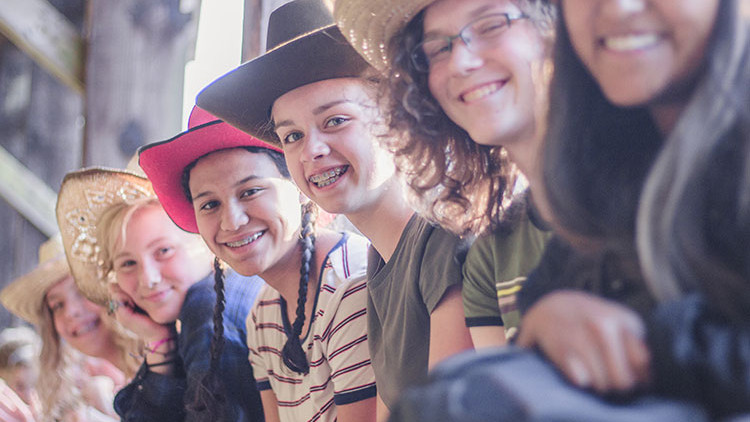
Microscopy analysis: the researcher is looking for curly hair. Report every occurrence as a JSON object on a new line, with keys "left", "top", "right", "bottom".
{"left": 383, "top": 0, "right": 555, "bottom": 236}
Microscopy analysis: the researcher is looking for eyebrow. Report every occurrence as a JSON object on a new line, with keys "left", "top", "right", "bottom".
{"left": 191, "top": 175, "right": 260, "bottom": 202}
{"left": 274, "top": 99, "right": 354, "bottom": 130}
{"left": 423, "top": 4, "right": 505, "bottom": 38}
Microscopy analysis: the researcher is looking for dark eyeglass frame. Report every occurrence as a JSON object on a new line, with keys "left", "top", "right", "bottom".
{"left": 410, "top": 12, "right": 530, "bottom": 73}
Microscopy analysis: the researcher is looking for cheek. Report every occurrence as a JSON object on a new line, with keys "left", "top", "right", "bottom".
{"left": 427, "top": 69, "right": 447, "bottom": 105}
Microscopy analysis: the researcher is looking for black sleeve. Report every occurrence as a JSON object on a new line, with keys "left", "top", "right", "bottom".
{"left": 647, "top": 294, "right": 750, "bottom": 419}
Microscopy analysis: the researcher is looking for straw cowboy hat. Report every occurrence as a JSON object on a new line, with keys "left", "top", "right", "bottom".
{"left": 196, "top": 0, "right": 370, "bottom": 144}
{"left": 138, "top": 105, "right": 281, "bottom": 234}
{"left": 332, "top": 0, "right": 435, "bottom": 73}
{"left": 56, "top": 167, "right": 154, "bottom": 306}
{"left": 0, "top": 235, "right": 71, "bottom": 325}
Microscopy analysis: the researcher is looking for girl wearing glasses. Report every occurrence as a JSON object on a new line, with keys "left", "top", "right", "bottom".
{"left": 333, "top": 0, "right": 554, "bottom": 347}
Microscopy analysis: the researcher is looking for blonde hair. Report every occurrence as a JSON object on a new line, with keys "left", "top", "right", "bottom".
{"left": 36, "top": 276, "right": 140, "bottom": 419}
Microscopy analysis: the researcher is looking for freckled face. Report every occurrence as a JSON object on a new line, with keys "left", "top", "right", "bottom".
{"left": 189, "top": 149, "right": 303, "bottom": 277}
{"left": 111, "top": 205, "right": 210, "bottom": 324}
{"left": 45, "top": 275, "right": 112, "bottom": 357}
{"left": 424, "top": 0, "right": 547, "bottom": 147}
{"left": 563, "top": 0, "right": 719, "bottom": 107}
{"left": 271, "top": 78, "right": 398, "bottom": 217}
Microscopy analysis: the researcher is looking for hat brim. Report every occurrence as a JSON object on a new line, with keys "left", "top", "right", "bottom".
{"left": 333, "top": 0, "right": 435, "bottom": 73}
{"left": 0, "top": 256, "right": 70, "bottom": 325}
{"left": 56, "top": 168, "right": 154, "bottom": 306}
{"left": 196, "top": 25, "right": 370, "bottom": 144}
{"left": 138, "top": 120, "right": 281, "bottom": 234}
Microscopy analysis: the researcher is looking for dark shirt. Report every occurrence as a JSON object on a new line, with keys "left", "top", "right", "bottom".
{"left": 115, "top": 270, "right": 265, "bottom": 421}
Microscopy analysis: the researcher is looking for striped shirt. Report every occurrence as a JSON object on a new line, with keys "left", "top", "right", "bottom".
{"left": 246, "top": 233, "right": 376, "bottom": 422}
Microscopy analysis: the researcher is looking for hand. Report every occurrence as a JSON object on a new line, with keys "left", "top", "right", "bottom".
{"left": 517, "top": 291, "right": 650, "bottom": 393}
{"left": 0, "top": 379, "right": 36, "bottom": 422}
{"left": 107, "top": 284, "right": 174, "bottom": 342}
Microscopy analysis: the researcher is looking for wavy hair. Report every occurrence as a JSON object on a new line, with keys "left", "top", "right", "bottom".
{"left": 384, "top": 0, "right": 555, "bottom": 236}
{"left": 543, "top": 0, "right": 750, "bottom": 319}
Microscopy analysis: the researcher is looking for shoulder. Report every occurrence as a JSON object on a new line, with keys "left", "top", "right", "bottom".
{"left": 320, "top": 232, "right": 370, "bottom": 285}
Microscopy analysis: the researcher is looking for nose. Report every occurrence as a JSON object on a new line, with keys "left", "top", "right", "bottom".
{"left": 447, "top": 40, "right": 484, "bottom": 76}
{"left": 301, "top": 130, "right": 330, "bottom": 162}
{"left": 220, "top": 198, "right": 249, "bottom": 231}
{"left": 138, "top": 259, "right": 162, "bottom": 289}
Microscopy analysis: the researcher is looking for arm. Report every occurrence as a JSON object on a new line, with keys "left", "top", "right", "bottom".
{"left": 259, "top": 390, "right": 280, "bottom": 422}
{"left": 429, "top": 285, "right": 474, "bottom": 369}
{"left": 337, "top": 397, "right": 377, "bottom": 422}
{"left": 517, "top": 290, "right": 650, "bottom": 393}
{"left": 469, "top": 326, "right": 508, "bottom": 348}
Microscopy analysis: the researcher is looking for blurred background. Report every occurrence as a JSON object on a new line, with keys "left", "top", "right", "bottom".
{"left": 0, "top": 0, "right": 292, "bottom": 330}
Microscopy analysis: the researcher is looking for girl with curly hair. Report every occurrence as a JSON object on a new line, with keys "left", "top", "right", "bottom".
{"left": 332, "top": 0, "right": 555, "bottom": 346}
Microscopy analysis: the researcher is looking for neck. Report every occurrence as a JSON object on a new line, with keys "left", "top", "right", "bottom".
{"left": 259, "top": 243, "right": 310, "bottom": 304}
{"left": 345, "top": 179, "right": 414, "bottom": 262}
{"left": 505, "top": 130, "right": 543, "bottom": 191}
{"left": 650, "top": 103, "right": 685, "bottom": 136}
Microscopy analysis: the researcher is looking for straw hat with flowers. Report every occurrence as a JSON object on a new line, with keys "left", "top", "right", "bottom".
{"left": 55, "top": 166, "right": 154, "bottom": 306}
{"left": 0, "top": 235, "right": 71, "bottom": 325}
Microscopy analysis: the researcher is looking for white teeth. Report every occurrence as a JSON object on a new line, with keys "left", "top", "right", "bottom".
{"left": 604, "top": 34, "right": 659, "bottom": 51}
{"left": 462, "top": 82, "right": 502, "bottom": 102}
{"left": 226, "top": 231, "right": 264, "bottom": 248}
{"left": 309, "top": 166, "right": 347, "bottom": 187}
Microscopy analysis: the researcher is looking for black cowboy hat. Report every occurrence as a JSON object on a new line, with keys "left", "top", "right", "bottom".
{"left": 196, "top": 0, "right": 370, "bottom": 145}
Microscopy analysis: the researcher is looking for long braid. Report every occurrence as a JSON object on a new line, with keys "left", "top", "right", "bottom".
{"left": 187, "top": 257, "right": 227, "bottom": 420}
{"left": 281, "top": 202, "right": 316, "bottom": 374}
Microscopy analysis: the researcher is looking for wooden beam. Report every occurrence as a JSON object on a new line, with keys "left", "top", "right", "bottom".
{"left": 0, "top": 146, "right": 57, "bottom": 237}
{"left": 0, "top": 0, "right": 84, "bottom": 93}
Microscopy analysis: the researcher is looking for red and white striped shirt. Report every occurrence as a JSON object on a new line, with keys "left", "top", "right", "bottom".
{"left": 246, "top": 233, "right": 376, "bottom": 422}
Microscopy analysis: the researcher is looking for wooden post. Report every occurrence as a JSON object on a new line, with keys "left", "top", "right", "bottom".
{"left": 84, "top": 0, "right": 200, "bottom": 168}
{"left": 242, "top": 0, "right": 290, "bottom": 61}
{"left": 0, "top": 0, "right": 84, "bottom": 329}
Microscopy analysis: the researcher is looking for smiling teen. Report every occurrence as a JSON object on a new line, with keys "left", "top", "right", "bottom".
{"left": 138, "top": 105, "right": 376, "bottom": 422}
{"left": 0, "top": 236, "right": 140, "bottom": 420}
{"left": 195, "top": 0, "right": 474, "bottom": 418}
{"left": 56, "top": 166, "right": 265, "bottom": 421}
{"left": 539, "top": 0, "right": 750, "bottom": 417}
{"left": 331, "top": 0, "right": 555, "bottom": 346}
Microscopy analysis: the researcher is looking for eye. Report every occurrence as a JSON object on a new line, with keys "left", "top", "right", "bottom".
{"left": 324, "top": 116, "right": 350, "bottom": 128}
{"left": 282, "top": 131, "right": 304, "bottom": 145}
{"left": 199, "top": 199, "right": 220, "bottom": 212}
{"left": 421, "top": 39, "right": 452, "bottom": 62}
{"left": 115, "top": 259, "right": 137, "bottom": 273}
{"left": 156, "top": 246, "right": 175, "bottom": 259}
{"left": 474, "top": 15, "right": 510, "bottom": 37}
{"left": 240, "top": 187, "right": 263, "bottom": 199}
{"left": 49, "top": 301, "right": 63, "bottom": 314}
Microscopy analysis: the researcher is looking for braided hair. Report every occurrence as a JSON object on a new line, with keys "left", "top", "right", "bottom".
{"left": 186, "top": 257, "right": 227, "bottom": 420}
{"left": 281, "top": 201, "right": 317, "bottom": 374}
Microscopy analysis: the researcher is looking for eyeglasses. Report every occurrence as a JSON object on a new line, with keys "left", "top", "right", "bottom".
{"left": 410, "top": 13, "right": 529, "bottom": 73}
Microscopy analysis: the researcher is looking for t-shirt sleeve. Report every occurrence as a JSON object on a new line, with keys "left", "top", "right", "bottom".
{"left": 246, "top": 305, "right": 271, "bottom": 391}
{"left": 462, "top": 233, "right": 504, "bottom": 327}
{"left": 420, "top": 226, "right": 469, "bottom": 313}
{"left": 324, "top": 278, "right": 377, "bottom": 406}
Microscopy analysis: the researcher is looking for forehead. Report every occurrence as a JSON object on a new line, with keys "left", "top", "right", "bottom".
{"left": 424, "top": 0, "right": 521, "bottom": 31}
{"left": 190, "top": 148, "right": 282, "bottom": 186}
{"left": 45, "top": 274, "right": 76, "bottom": 302}
{"left": 271, "top": 78, "right": 371, "bottom": 118}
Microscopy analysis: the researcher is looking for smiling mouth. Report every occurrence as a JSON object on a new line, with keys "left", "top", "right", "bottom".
{"left": 308, "top": 166, "right": 348, "bottom": 188}
{"left": 72, "top": 320, "right": 98, "bottom": 337}
{"left": 225, "top": 230, "right": 265, "bottom": 248}
{"left": 602, "top": 33, "right": 660, "bottom": 51}
{"left": 461, "top": 82, "right": 505, "bottom": 103}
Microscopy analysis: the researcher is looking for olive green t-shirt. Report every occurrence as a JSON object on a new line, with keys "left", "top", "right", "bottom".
{"left": 366, "top": 214, "right": 469, "bottom": 410}
{"left": 462, "top": 213, "right": 551, "bottom": 339}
